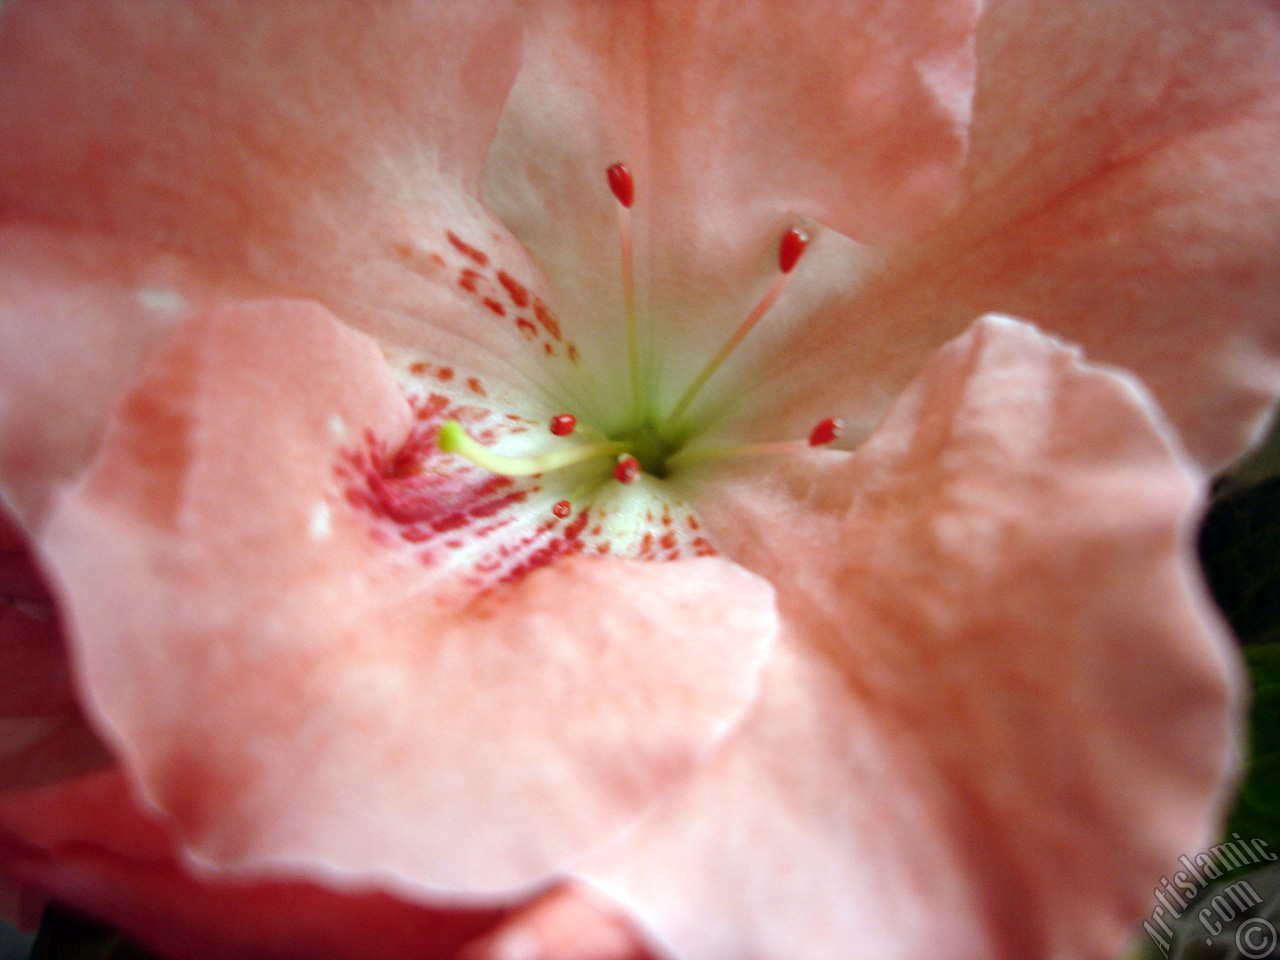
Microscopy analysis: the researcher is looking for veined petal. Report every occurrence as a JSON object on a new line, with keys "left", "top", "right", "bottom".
{"left": 0, "top": 0, "right": 551, "bottom": 382}
{"left": 37, "top": 298, "right": 778, "bottom": 896}
{"left": 0, "top": 226, "right": 215, "bottom": 528}
{"left": 732, "top": 0, "right": 1280, "bottom": 470}
{"left": 483, "top": 0, "right": 978, "bottom": 403}
{"left": 576, "top": 317, "right": 1241, "bottom": 960}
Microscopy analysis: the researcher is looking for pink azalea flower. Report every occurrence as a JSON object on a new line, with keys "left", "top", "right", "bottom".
{"left": 0, "top": 1, "right": 1277, "bottom": 959}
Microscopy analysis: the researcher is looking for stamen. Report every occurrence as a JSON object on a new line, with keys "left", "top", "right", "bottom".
{"left": 807, "top": 416, "right": 841, "bottom": 447}
{"left": 778, "top": 227, "right": 809, "bottom": 274}
{"left": 607, "top": 163, "right": 634, "bottom": 209}
{"left": 664, "top": 227, "right": 809, "bottom": 429}
{"left": 614, "top": 454, "right": 641, "bottom": 484}
{"left": 438, "top": 420, "right": 627, "bottom": 477}
{"left": 665, "top": 417, "right": 842, "bottom": 468}
{"left": 553, "top": 499, "right": 572, "bottom": 519}
{"left": 549, "top": 413, "right": 577, "bottom": 437}
{"left": 608, "top": 163, "right": 641, "bottom": 419}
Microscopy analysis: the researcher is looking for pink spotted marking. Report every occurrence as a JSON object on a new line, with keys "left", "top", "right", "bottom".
{"left": 339, "top": 390, "right": 716, "bottom": 591}
{"left": 427, "top": 231, "right": 580, "bottom": 361}
{"left": 497, "top": 270, "right": 530, "bottom": 307}
{"left": 533, "top": 300, "right": 561, "bottom": 340}
{"left": 447, "top": 231, "right": 490, "bottom": 267}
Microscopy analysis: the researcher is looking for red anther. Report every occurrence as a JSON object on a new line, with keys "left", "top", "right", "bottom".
{"left": 614, "top": 454, "right": 641, "bottom": 484}
{"left": 778, "top": 228, "right": 809, "bottom": 273}
{"left": 553, "top": 499, "right": 572, "bottom": 519}
{"left": 607, "top": 163, "right": 635, "bottom": 208}
{"left": 549, "top": 413, "right": 577, "bottom": 437}
{"left": 808, "top": 417, "right": 843, "bottom": 447}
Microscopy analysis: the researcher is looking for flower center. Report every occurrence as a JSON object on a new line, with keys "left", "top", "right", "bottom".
{"left": 613, "top": 419, "right": 679, "bottom": 479}
{"left": 437, "top": 163, "right": 842, "bottom": 503}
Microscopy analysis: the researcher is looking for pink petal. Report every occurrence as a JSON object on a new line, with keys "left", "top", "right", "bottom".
{"left": 0, "top": 1, "right": 546, "bottom": 369}
{"left": 0, "top": 226, "right": 210, "bottom": 527}
{"left": 575, "top": 317, "right": 1241, "bottom": 960}
{"left": 739, "top": 0, "right": 1280, "bottom": 470}
{"left": 491, "top": 0, "right": 978, "bottom": 243}
{"left": 38, "top": 298, "right": 778, "bottom": 895}
{"left": 0, "top": 770, "right": 515, "bottom": 960}
{"left": 482, "top": 0, "right": 978, "bottom": 396}
{"left": 461, "top": 885, "right": 651, "bottom": 960}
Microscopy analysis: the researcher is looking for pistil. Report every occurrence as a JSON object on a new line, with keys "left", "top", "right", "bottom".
{"left": 438, "top": 420, "right": 627, "bottom": 477}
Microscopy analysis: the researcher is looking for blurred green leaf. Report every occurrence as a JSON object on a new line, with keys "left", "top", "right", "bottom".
{"left": 1225, "top": 646, "right": 1280, "bottom": 857}
{"left": 1217, "top": 415, "right": 1280, "bottom": 495}
{"left": 1199, "top": 476, "right": 1280, "bottom": 647}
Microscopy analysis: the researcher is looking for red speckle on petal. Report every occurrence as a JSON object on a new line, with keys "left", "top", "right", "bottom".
{"left": 533, "top": 300, "right": 561, "bottom": 340}
{"left": 466, "top": 377, "right": 487, "bottom": 397}
{"left": 778, "top": 228, "right": 809, "bottom": 274}
{"left": 409, "top": 361, "right": 428, "bottom": 375}
{"left": 549, "top": 414, "right": 577, "bottom": 437}
{"left": 446, "top": 231, "right": 490, "bottom": 266}
{"left": 607, "top": 163, "right": 634, "bottom": 208}
{"left": 516, "top": 318, "right": 537, "bottom": 340}
{"left": 437, "top": 367, "right": 454, "bottom": 382}
{"left": 614, "top": 455, "right": 641, "bottom": 484}
{"left": 391, "top": 241, "right": 447, "bottom": 276}
{"left": 458, "top": 269, "right": 483, "bottom": 294}
{"left": 341, "top": 399, "right": 717, "bottom": 590}
{"left": 564, "top": 510, "right": 591, "bottom": 541}
{"left": 497, "top": 270, "right": 530, "bottom": 307}
{"left": 808, "top": 417, "right": 843, "bottom": 447}
{"left": 410, "top": 393, "right": 450, "bottom": 423}
{"left": 481, "top": 297, "right": 506, "bottom": 317}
